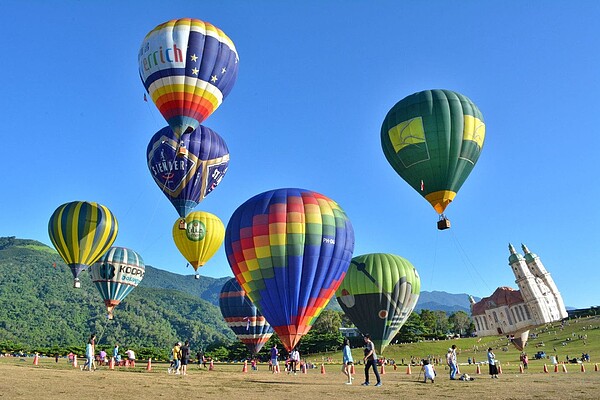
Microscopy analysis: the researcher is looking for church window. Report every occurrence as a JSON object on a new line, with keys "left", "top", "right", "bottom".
{"left": 506, "top": 308, "right": 513, "bottom": 325}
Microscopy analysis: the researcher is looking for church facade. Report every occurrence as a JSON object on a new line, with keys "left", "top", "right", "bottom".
{"left": 470, "top": 244, "right": 568, "bottom": 344}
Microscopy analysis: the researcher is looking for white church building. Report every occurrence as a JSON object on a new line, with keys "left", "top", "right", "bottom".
{"left": 470, "top": 244, "right": 568, "bottom": 350}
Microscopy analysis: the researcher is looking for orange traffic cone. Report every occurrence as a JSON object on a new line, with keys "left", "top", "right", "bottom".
{"left": 109, "top": 357, "right": 115, "bottom": 370}
{"left": 562, "top": 363, "right": 568, "bottom": 373}
{"left": 554, "top": 364, "right": 559, "bottom": 373}
{"left": 242, "top": 360, "right": 248, "bottom": 373}
{"left": 125, "top": 359, "right": 130, "bottom": 367}
{"left": 498, "top": 364, "right": 503, "bottom": 374}
{"left": 33, "top": 354, "right": 39, "bottom": 366}
{"left": 595, "top": 363, "right": 598, "bottom": 372}
{"left": 320, "top": 363, "right": 326, "bottom": 374}
{"left": 209, "top": 360, "right": 214, "bottom": 371}
{"left": 543, "top": 364, "right": 548, "bottom": 373}
{"left": 476, "top": 364, "right": 481, "bottom": 374}
{"left": 146, "top": 358, "right": 152, "bottom": 372}
{"left": 301, "top": 362, "right": 307, "bottom": 374}
{"left": 581, "top": 363, "right": 585, "bottom": 373}
{"left": 519, "top": 364, "right": 524, "bottom": 373}
{"left": 73, "top": 356, "right": 78, "bottom": 368}
{"left": 350, "top": 364, "right": 355, "bottom": 375}
{"left": 393, "top": 364, "right": 397, "bottom": 371}
{"left": 456, "top": 364, "right": 461, "bottom": 374}
{"left": 406, "top": 364, "right": 412, "bottom": 375}
{"left": 380, "top": 363, "right": 386, "bottom": 375}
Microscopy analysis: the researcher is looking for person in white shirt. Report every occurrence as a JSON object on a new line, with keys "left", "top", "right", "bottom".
{"left": 422, "top": 359, "right": 436, "bottom": 383}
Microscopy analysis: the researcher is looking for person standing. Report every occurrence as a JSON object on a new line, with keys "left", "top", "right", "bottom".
{"left": 447, "top": 345, "right": 458, "bottom": 380}
{"left": 180, "top": 340, "right": 190, "bottom": 376}
{"left": 488, "top": 347, "right": 499, "bottom": 379}
{"left": 289, "top": 347, "right": 300, "bottom": 374}
{"left": 270, "top": 344, "right": 279, "bottom": 373}
{"left": 83, "top": 334, "right": 96, "bottom": 371}
{"left": 342, "top": 338, "right": 354, "bottom": 385}
{"left": 361, "top": 334, "right": 381, "bottom": 387}
{"left": 171, "top": 342, "right": 181, "bottom": 375}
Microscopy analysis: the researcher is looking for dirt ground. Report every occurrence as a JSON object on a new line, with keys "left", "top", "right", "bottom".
{"left": 2, "top": 358, "right": 599, "bottom": 400}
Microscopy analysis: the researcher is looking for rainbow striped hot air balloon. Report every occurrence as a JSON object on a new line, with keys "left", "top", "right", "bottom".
{"left": 225, "top": 188, "right": 355, "bottom": 351}
{"left": 219, "top": 277, "right": 273, "bottom": 355}
{"left": 48, "top": 201, "right": 118, "bottom": 288}
{"left": 90, "top": 247, "right": 145, "bottom": 319}
{"left": 138, "top": 18, "right": 239, "bottom": 137}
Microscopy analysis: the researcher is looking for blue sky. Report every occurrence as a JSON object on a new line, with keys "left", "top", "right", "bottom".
{"left": 1, "top": 1, "right": 599, "bottom": 309}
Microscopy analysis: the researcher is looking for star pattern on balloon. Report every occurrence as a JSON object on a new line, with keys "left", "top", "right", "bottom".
{"left": 190, "top": 54, "right": 198, "bottom": 62}
{"left": 211, "top": 75, "right": 218, "bottom": 83}
{"left": 221, "top": 67, "right": 227, "bottom": 74}
{"left": 192, "top": 68, "right": 199, "bottom": 76}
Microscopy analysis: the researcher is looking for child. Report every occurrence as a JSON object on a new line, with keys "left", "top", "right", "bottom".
{"left": 423, "top": 359, "right": 436, "bottom": 383}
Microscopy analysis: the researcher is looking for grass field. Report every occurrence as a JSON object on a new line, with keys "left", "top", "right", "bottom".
{"left": 2, "top": 316, "right": 599, "bottom": 400}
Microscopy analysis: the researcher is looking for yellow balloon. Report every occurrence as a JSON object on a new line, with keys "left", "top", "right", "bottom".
{"left": 172, "top": 211, "right": 225, "bottom": 278}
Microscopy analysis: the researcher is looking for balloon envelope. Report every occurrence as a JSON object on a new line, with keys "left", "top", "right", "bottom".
{"left": 139, "top": 18, "right": 239, "bottom": 136}
{"left": 172, "top": 211, "right": 225, "bottom": 276}
{"left": 147, "top": 125, "right": 229, "bottom": 218}
{"left": 381, "top": 89, "right": 485, "bottom": 214}
{"left": 90, "top": 247, "right": 145, "bottom": 319}
{"left": 225, "top": 188, "right": 355, "bottom": 351}
{"left": 219, "top": 277, "right": 274, "bottom": 354}
{"left": 48, "top": 201, "right": 118, "bottom": 287}
{"left": 336, "top": 253, "right": 420, "bottom": 354}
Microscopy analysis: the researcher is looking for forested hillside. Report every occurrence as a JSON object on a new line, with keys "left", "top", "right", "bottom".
{"left": 0, "top": 237, "right": 234, "bottom": 354}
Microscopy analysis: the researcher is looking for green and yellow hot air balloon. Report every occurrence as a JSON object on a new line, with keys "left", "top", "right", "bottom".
{"left": 172, "top": 211, "right": 225, "bottom": 279}
{"left": 336, "top": 253, "right": 420, "bottom": 354}
{"left": 381, "top": 89, "right": 485, "bottom": 229}
{"left": 48, "top": 201, "right": 118, "bottom": 288}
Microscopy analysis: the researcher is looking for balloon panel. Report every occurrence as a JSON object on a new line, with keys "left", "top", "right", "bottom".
{"left": 225, "top": 188, "right": 355, "bottom": 351}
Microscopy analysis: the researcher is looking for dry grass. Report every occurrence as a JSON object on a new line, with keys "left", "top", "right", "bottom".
{"left": 2, "top": 357, "right": 600, "bottom": 400}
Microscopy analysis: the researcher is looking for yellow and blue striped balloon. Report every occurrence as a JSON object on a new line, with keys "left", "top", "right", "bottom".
{"left": 48, "top": 201, "right": 118, "bottom": 288}
{"left": 90, "top": 247, "right": 145, "bottom": 319}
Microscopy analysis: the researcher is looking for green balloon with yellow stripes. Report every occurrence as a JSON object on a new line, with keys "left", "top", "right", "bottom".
{"left": 48, "top": 201, "right": 118, "bottom": 288}
{"left": 381, "top": 89, "right": 485, "bottom": 218}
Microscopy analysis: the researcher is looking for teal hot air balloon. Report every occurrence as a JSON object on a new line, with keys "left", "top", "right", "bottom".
{"left": 48, "top": 201, "right": 118, "bottom": 288}
{"left": 381, "top": 89, "right": 485, "bottom": 229}
{"left": 336, "top": 253, "right": 420, "bottom": 354}
{"left": 90, "top": 247, "right": 145, "bottom": 319}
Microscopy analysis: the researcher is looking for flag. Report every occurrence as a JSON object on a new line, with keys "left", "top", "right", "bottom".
{"left": 420, "top": 180, "right": 424, "bottom": 191}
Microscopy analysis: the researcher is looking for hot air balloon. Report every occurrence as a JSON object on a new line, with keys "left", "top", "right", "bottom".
{"left": 147, "top": 125, "right": 229, "bottom": 218}
{"left": 219, "top": 277, "right": 274, "bottom": 355}
{"left": 336, "top": 253, "right": 420, "bottom": 354}
{"left": 225, "top": 188, "right": 355, "bottom": 351}
{"left": 48, "top": 201, "right": 118, "bottom": 288}
{"left": 381, "top": 89, "right": 485, "bottom": 229}
{"left": 90, "top": 247, "right": 145, "bottom": 319}
{"left": 172, "top": 211, "right": 225, "bottom": 278}
{"left": 139, "top": 18, "right": 239, "bottom": 137}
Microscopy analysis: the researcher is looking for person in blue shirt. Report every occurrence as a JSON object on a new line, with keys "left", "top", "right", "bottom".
{"left": 342, "top": 338, "right": 354, "bottom": 385}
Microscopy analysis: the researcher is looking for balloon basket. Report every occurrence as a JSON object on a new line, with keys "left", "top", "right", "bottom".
{"left": 177, "top": 144, "right": 188, "bottom": 158}
{"left": 437, "top": 217, "right": 451, "bottom": 230}
{"left": 178, "top": 220, "right": 187, "bottom": 230}
{"left": 73, "top": 279, "right": 81, "bottom": 288}
{"left": 195, "top": 274, "right": 200, "bottom": 280}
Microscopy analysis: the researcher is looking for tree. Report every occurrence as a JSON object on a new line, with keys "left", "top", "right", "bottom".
{"left": 394, "top": 312, "right": 426, "bottom": 343}
{"left": 448, "top": 311, "right": 472, "bottom": 336}
{"left": 311, "top": 310, "right": 343, "bottom": 334}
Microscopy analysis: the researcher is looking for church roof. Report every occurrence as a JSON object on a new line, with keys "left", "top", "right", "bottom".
{"left": 471, "top": 286, "right": 525, "bottom": 316}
